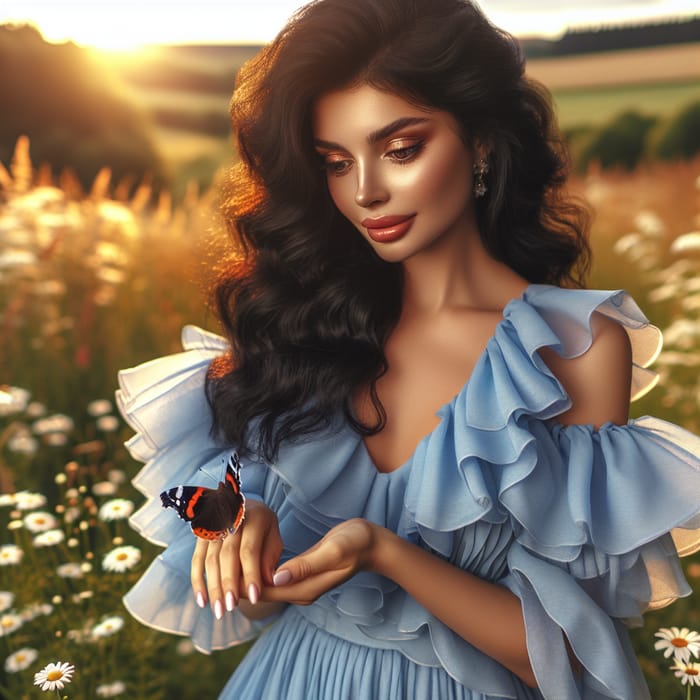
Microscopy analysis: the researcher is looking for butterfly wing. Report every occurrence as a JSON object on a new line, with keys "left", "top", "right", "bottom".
{"left": 160, "top": 452, "right": 246, "bottom": 540}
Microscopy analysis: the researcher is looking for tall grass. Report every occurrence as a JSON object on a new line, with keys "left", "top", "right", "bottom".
{"left": 1, "top": 138, "right": 698, "bottom": 698}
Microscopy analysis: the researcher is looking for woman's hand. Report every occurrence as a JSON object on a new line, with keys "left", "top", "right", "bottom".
{"left": 263, "top": 518, "right": 379, "bottom": 605}
{"left": 190, "top": 499, "right": 283, "bottom": 620}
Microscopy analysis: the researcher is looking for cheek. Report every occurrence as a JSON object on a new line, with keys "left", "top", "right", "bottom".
{"left": 326, "top": 177, "right": 356, "bottom": 219}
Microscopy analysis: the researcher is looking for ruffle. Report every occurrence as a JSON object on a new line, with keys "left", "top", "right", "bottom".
{"left": 116, "top": 325, "right": 287, "bottom": 652}
{"left": 395, "top": 286, "right": 699, "bottom": 698}
{"left": 117, "top": 286, "right": 700, "bottom": 697}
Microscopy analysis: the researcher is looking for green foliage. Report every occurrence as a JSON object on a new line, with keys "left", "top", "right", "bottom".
{"left": 0, "top": 24, "right": 166, "bottom": 193}
{"left": 577, "top": 110, "right": 658, "bottom": 171}
{"left": 652, "top": 100, "right": 700, "bottom": 162}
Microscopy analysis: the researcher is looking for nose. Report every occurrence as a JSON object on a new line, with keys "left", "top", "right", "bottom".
{"left": 354, "top": 162, "right": 388, "bottom": 207}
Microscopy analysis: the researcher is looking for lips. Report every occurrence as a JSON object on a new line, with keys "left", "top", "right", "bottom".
{"left": 361, "top": 214, "right": 416, "bottom": 243}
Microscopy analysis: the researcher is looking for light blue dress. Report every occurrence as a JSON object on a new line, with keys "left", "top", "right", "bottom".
{"left": 116, "top": 285, "right": 700, "bottom": 699}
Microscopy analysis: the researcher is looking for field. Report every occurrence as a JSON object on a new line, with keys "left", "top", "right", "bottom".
{"left": 1, "top": 39, "right": 700, "bottom": 699}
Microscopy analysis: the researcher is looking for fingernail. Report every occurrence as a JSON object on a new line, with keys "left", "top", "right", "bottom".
{"left": 225, "top": 591, "right": 236, "bottom": 612}
{"left": 214, "top": 599, "right": 223, "bottom": 620}
{"left": 196, "top": 592, "right": 206, "bottom": 609}
{"left": 273, "top": 569, "right": 292, "bottom": 586}
{"left": 248, "top": 583, "right": 259, "bottom": 605}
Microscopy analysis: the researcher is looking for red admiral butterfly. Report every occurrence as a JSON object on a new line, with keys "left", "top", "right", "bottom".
{"left": 160, "top": 452, "right": 246, "bottom": 540}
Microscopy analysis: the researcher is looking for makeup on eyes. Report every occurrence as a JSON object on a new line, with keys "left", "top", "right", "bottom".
{"left": 316, "top": 135, "right": 426, "bottom": 176}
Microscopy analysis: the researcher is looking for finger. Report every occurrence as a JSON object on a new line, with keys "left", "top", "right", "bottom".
{"left": 264, "top": 570, "right": 343, "bottom": 606}
{"left": 238, "top": 520, "right": 268, "bottom": 605}
{"left": 190, "top": 538, "right": 210, "bottom": 609}
{"left": 259, "top": 521, "right": 284, "bottom": 586}
{"left": 273, "top": 537, "right": 343, "bottom": 586}
{"left": 219, "top": 529, "right": 242, "bottom": 612}
{"left": 203, "top": 539, "right": 225, "bottom": 619}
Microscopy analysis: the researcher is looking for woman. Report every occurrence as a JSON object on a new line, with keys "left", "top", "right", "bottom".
{"left": 117, "top": 0, "right": 700, "bottom": 697}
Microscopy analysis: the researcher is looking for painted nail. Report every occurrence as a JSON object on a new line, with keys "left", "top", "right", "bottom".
{"left": 225, "top": 591, "right": 236, "bottom": 612}
{"left": 273, "top": 569, "right": 292, "bottom": 586}
{"left": 248, "top": 583, "right": 259, "bottom": 605}
{"left": 196, "top": 591, "right": 206, "bottom": 609}
{"left": 214, "top": 599, "right": 223, "bottom": 620}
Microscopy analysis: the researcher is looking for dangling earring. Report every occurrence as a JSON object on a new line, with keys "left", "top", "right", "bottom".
{"left": 473, "top": 157, "right": 489, "bottom": 198}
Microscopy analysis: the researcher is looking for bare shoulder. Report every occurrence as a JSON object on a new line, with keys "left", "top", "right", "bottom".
{"left": 539, "top": 312, "right": 632, "bottom": 427}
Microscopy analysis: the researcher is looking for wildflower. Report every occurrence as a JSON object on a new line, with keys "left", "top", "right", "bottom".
{"left": 96, "top": 680, "right": 127, "bottom": 697}
{"left": 108, "top": 469, "right": 127, "bottom": 485}
{"left": 32, "top": 413, "right": 74, "bottom": 436}
{"left": 34, "top": 661, "right": 75, "bottom": 692}
{"left": 56, "top": 563, "right": 84, "bottom": 579}
{"left": 87, "top": 399, "right": 112, "bottom": 417}
{"left": 0, "top": 494, "right": 16, "bottom": 507}
{"left": 0, "top": 613, "right": 23, "bottom": 636}
{"left": 98, "top": 499, "right": 134, "bottom": 522}
{"left": 634, "top": 210, "right": 665, "bottom": 238}
{"left": 5, "top": 647, "right": 38, "bottom": 672}
{"left": 102, "top": 545, "right": 141, "bottom": 572}
{"left": 7, "top": 519, "right": 23, "bottom": 530}
{"left": 44, "top": 432, "right": 68, "bottom": 446}
{"left": 26, "top": 401, "right": 47, "bottom": 418}
{"left": 8, "top": 433, "right": 39, "bottom": 455}
{"left": 671, "top": 661, "right": 700, "bottom": 686}
{"left": 671, "top": 231, "right": 700, "bottom": 254}
{"left": 23, "top": 511, "right": 58, "bottom": 533}
{"left": 0, "top": 249, "right": 37, "bottom": 269}
{"left": 0, "top": 544, "right": 23, "bottom": 565}
{"left": 92, "top": 616, "right": 124, "bottom": 638}
{"left": 0, "top": 591, "right": 14, "bottom": 611}
{"left": 96, "top": 415, "right": 120, "bottom": 432}
{"left": 176, "top": 638, "right": 195, "bottom": 656}
{"left": 655, "top": 627, "right": 700, "bottom": 663}
{"left": 15, "top": 491, "right": 48, "bottom": 510}
{"left": 0, "top": 386, "right": 30, "bottom": 416}
{"left": 33, "top": 529, "right": 65, "bottom": 547}
{"left": 92, "top": 481, "right": 117, "bottom": 497}
{"left": 21, "top": 602, "right": 53, "bottom": 621}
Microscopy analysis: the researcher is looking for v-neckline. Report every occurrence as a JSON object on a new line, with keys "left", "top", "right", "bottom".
{"left": 360, "top": 288, "right": 530, "bottom": 475}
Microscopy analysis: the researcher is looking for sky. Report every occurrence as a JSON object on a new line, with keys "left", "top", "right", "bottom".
{"left": 0, "top": 0, "right": 698, "bottom": 50}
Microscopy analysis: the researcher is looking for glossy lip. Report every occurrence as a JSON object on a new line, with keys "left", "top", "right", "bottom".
{"left": 361, "top": 214, "right": 416, "bottom": 243}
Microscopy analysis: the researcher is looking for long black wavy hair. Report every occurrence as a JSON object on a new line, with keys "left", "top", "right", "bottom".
{"left": 206, "top": 0, "right": 592, "bottom": 461}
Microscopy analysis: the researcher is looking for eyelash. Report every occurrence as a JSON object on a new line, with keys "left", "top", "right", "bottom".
{"left": 319, "top": 141, "right": 425, "bottom": 177}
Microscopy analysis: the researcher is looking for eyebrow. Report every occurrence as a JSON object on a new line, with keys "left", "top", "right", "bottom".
{"left": 314, "top": 116, "right": 431, "bottom": 150}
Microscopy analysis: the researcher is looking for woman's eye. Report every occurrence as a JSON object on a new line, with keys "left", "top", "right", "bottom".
{"left": 387, "top": 142, "right": 423, "bottom": 162}
{"left": 323, "top": 158, "right": 352, "bottom": 176}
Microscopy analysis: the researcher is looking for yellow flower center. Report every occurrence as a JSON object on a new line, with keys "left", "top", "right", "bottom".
{"left": 116, "top": 553, "right": 128, "bottom": 561}
{"left": 672, "top": 638, "right": 689, "bottom": 648}
{"left": 1, "top": 618, "right": 14, "bottom": 628}
{"left": 16, "top": 653, "right": 25, "bottom": 662}
{"left": 46, "top": 670, "right": 63, "bottom": 681}
{"left": 688, "top": 669, "right": 699, "bottom": 676}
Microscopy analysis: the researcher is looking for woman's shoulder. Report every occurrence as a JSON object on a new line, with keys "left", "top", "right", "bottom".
{"left": 515, "top": 284, "right": 658, "bottom": 425}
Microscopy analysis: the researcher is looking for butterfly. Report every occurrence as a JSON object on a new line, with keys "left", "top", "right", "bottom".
{"left": 160, "top": 452, "right": 246, "bottom": 540}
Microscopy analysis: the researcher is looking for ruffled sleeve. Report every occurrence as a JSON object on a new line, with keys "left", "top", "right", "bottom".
{"left": 398, "top": 285, "right": 700, "bottom": 699}
{"left": 116, "top": 326, "right": 286, "bottom": 653}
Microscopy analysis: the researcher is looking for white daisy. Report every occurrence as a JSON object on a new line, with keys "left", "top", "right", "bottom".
{"left": 33, "top": 529, "right": 65, "bottom": 547}
{"left": 98, "top": 499, "right": 134, "bottom": 522}
{"left": 14, "top": 491, "right": 47, "bottom": 510}
{"left": 33, "top": 661, "right": 75, "bottom": 691}
{"left": 96, "top": 415, "right": 119, "bottom": 432}
{"left": 92, "top": 616, "right": 124, "bottom": 638}
{"left": 102, "top": 545, "right": 141, "bottom": 572}
{"left": 655, "top": 627, "right": 700, "bottom": 663}
{"left": 56, "top": 562, "right": 84, "bottom": 579}
{"left": 92, "top": 481, "right": 117, "bottom": 497}
{"left": 32, "top": 413, "right": 74, "bottom": 435}
{"left": 0, "top": 613, "right": 23, "bottom": 636}
{"left": 87, "top": 399, "right": 112, "bottom": 417}
{"left": 0, "top": 591, "right": 14, "bottom": 612}
{"left": 0, "top": 544, "right": 23, "bottom": 565}
{"left": 0, "top": 494, "right": 16, "bottom": 507}
{"left": 96, "top": 680, "right": 127, "bottom": 697}
{"left": 8, "top": 433, "right": 38, "bottom": 455}
{"left": 23, "top": 511, "right": 58, "bottom": 533}
{"left": 671, "top": 661, "right": 700, "bottom": 686}
{"left": 5, "top": 647, "right": 38, "bottom": 672}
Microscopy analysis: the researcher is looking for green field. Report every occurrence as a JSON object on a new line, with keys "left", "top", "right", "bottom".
{"left": 552, "top": 79, "right": 700, "bottom": 128}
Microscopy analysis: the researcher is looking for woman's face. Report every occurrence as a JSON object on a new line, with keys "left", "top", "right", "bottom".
{"left": 312, "top": 83, "right": 480, "bottom": 263}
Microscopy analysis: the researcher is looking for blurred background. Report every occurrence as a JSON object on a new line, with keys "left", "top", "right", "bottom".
{"left": 0, "top": 1, "right": 699, "bottom": 697}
